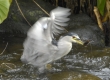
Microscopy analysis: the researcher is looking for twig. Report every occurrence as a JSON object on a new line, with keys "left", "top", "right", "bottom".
{"left": 0, "top": 42, "right": 8, "bottom": 55}
{"left": 56, "top": 0, "right": 58, "bottom": 6}
{"left": 0, "top": 63, "right": 16, "bottom": 70}
{"left": 93, "top": 6, "right": 103, "bottom": 31}
{"left": 15, "top": 0, "right": 32, "bottom": 27}
{"left": 32, "top": 0, "right": 50, "bottom": 16}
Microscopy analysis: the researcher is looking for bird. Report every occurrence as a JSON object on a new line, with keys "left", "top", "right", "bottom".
{"left": 20, "top": 7, "right": 84, "bottom": 72}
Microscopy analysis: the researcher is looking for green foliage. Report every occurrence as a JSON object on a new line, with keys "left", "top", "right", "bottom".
{"left": 97, "top": 0, "right": 106, "bottom": 16}
{"left": 0, "top": 0, "right": 12, "bottom": 24}
{"left": 9, "top": 0, "right": 12, "bottom": 4}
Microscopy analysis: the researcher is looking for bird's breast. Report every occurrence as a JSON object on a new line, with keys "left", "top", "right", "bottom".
{"left": 57, "top": 41, "right": 72, "bottom": 57}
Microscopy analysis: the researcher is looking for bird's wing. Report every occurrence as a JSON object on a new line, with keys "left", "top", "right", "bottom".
{"left": 27, "top": 7, "right": 70, "bottom": 42}
{"left": 49, "top": 7, "right": 71, "bottom": 38}
{"left": 21, "top": 7, "right": 70, "bottom": 67}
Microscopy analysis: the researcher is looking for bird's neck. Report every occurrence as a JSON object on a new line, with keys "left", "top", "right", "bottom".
{"left": 56, "top": 36, "right": 72, "bottom": 59}
{"left": 58, "top": 36, "right": 72, "bottom": 43}
{"left": 51, "top": 36, "right": 73, "bottom": 47}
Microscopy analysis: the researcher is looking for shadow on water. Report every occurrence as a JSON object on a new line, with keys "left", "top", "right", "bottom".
{"left": 0, "top": 34, "right": 110, "bottom": 80}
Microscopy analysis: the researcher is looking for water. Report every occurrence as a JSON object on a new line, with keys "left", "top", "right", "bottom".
{"left": 0, "top": 34, "right": 110, "bottom": 80}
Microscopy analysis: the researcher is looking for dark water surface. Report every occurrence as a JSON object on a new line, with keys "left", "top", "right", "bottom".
{"left": 0, "top": 34, "right": 110, "bottom": 80}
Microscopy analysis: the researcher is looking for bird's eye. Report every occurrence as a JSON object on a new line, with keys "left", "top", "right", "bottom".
{"left": 72, "top": 36, "right": 75, "bottom": 38}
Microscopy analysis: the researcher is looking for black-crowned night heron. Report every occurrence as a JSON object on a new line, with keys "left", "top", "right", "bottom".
{"left": 21, "top": 7, "right": 84, "bottom": 72}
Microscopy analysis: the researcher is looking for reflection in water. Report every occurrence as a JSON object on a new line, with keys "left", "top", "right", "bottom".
{"left": 0, "top": 35, "right": 110, "bottom": 80}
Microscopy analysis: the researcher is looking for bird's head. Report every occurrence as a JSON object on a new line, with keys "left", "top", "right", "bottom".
{"left": 72, "top": 34, "right": 84, "bottom": 45}
{"left": 67, "top": 33, "right": 84, "bottom": 45}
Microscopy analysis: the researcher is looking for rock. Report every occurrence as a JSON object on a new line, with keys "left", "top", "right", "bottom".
{"left": 67, "top": 13, "right": 105, "bottom": 48}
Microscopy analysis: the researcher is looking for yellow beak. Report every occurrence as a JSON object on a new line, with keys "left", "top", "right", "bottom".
{"left": 72, "top": 38, "right": 84, "bottom": 45}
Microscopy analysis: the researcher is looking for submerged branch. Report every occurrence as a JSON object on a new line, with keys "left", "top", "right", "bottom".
{"left": 0, "top": 63, "right": 16, "bottom": 70}
{"left": 0, "top": 42, "right": 8, "bottom": 55}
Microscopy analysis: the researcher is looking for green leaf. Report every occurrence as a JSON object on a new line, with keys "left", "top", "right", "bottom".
{"left": 0, "top": 0, "right": 12, "bottom": 24}
{"left": 97, "top": 0, "right": 106, "bottom": 16}
{"left": 9, "top": 0, "right": 12, "bottom": 4}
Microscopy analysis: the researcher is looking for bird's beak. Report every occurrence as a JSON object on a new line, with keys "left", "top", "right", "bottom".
{"left": 72, "top": 38, "right": 84, "bottom": 45}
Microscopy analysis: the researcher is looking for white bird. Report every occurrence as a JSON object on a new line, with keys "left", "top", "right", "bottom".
{"left": 21, "top": 7, "right": 84, "bottom": 72}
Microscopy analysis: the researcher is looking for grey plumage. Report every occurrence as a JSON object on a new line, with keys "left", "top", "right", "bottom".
{"left": 21, "top": 7, "right": 83, "bottom": 72}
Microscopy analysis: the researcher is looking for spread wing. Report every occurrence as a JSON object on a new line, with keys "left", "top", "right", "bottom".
{"left": 27, "top": 7, "right": 70, "bottom": 42}
{"left": 21, "top": 7, "right": 70, "bottom": 68}
{"left": 49, "top": 7, "right": 71, "bottom": 38}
